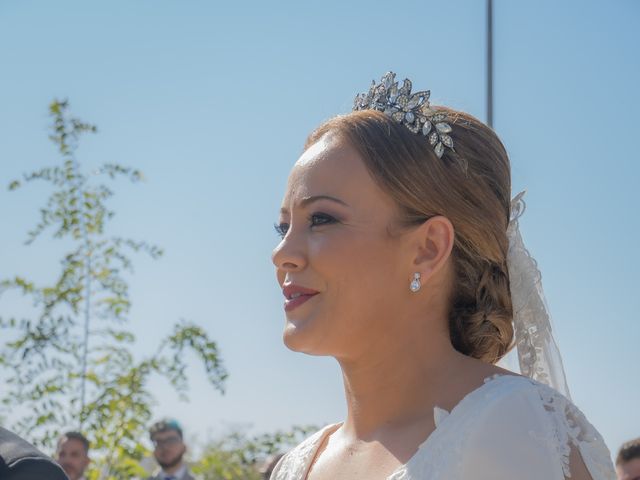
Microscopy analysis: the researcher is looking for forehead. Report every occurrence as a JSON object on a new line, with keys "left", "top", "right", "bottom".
{"left": 618, "top": 457, "right": 640, "bottom": 477}
{"left": 283, "top": 133, "right": 388, "bottom": 210}
{"left": 58, "top": 438, "right": 86, "bottom": 452}
{"left": 153, "top": 429, "right": 180, "bottom": 439}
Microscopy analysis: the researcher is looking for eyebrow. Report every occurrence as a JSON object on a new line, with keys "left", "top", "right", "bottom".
{"left": 280, "top": 195, "right": 350, "bottom": 214}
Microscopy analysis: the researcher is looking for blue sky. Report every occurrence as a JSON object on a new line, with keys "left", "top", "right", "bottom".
{"left": 0, "top": 0, "right": 638, "bottom": 460}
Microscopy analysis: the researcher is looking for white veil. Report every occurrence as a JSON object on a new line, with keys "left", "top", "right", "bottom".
{"left": 498, "top": 191, "right": 572, "bottom": 400}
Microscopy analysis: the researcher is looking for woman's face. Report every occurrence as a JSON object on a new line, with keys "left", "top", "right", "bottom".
{"left": 272, "top": 133, "right": 416, "bottom": 359}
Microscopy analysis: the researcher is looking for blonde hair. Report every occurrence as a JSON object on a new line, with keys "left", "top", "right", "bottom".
{"left": 305, "top": 108, "right": 515, "bottom": 363}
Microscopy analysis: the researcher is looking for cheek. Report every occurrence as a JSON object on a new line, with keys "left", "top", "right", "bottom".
{"left": 307, "top": 232, "right": 365, "bottom": 286}
{"left": 310, "top": 232, "right": 403, "bottom": 313}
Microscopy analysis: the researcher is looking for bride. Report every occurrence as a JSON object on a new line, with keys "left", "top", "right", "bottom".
{"left": 270, "top": 72, "right": 615, "bottom": 479}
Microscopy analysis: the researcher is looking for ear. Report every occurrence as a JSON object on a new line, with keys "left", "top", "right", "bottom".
{"left": 410, "top": 215, "right": 455, "bottom": 281}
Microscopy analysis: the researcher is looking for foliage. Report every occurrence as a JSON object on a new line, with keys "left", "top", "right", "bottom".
{"left": 191, "top": 425, "right": 317, "bottom": 480}
{"left": 0, "top": 100, "right": 228, "bottom": 479}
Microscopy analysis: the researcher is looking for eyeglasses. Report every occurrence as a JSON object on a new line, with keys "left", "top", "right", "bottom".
{"left": 152, "top": 436, "right": 182, "bottom": 448}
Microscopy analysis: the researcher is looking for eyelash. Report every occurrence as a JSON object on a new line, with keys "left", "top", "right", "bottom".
{"left": 274, "top": 223, "right": 288, "bottom": 238}
{"left": 274, "top": 213, "right": 337, "bottom": 238}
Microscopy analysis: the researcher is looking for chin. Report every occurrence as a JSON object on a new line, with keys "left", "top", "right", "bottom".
{"left": 282, "top": 319, "right": 331, "bottom": 356}
{"left": 282, "top": 323, "right": 313, "bottom": 353}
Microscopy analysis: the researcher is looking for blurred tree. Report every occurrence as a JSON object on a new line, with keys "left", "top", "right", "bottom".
{"left": 0, "top": 100, "right": 228, "bottom": 479}
{"left": 191, "top": 425, "right": 316, "bottom": 480}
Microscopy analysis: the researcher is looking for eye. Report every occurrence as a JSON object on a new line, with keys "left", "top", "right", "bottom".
{"left": 309, "top": 212, "right": 337, "bottom": 227}
{"left": 274, "top": 222, "right": 289, "bottom": 238}
{"left": 274, "top": 213, "right": 337, "bottom": 238}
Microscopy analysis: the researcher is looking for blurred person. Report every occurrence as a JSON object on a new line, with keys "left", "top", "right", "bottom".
{"left": 55, "top": 431, "right": 90, "bottom": 480}
{"left": 259, "top": 453, "right": 284, "bottom": 480}
{"left": 617, "top": 438, "right": 640, "bottom": 480}
{"left": 147, "top": 419, "right": 195, "bottom": 480}
{"left": 0, "top": 426, "right": 68, "bottom": 479}
{"left": 269, "top": 71, "right": 615, "bottom": 479}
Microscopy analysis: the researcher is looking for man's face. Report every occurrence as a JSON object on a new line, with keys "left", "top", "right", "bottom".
{"left": 56, "top": 438, "right": 89, "bottom": 480}
{"left": 152, "top": 430, "right": 186, "bottom": 470}
{"left": 617, "top": 458, "right": 640, "bottom": 480}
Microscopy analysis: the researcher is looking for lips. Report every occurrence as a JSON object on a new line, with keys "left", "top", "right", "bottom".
{"left": 282, "top": 284, "right": 319, "bottom": 312}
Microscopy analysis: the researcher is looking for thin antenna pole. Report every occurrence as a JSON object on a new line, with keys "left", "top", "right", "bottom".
{"left": 487, "top": 0, "right": 494, "bottom": 128}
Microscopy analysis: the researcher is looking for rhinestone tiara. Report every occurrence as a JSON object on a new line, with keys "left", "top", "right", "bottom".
{"left": 352, "top": 71, "right": 454, "bottom": 158}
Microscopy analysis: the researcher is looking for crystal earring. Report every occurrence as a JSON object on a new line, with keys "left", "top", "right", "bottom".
{"left": 410, "top": 272, "right": 421, "bottom": 293}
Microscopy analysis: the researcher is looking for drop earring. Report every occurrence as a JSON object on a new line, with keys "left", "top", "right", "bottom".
{"left": 410, "top": 272, "right": 421, "bottom": 293}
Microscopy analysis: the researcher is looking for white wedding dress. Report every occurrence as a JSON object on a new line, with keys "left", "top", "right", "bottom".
{"left": 270, "top": 374, "right": 615, "bottom": 480}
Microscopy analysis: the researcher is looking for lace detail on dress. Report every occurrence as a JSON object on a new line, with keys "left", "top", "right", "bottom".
{"left": 271, "top": 424, "right": 339, "bottom": 480}
{"left": 533, "top": 383, "right": 615, "bottom": 480}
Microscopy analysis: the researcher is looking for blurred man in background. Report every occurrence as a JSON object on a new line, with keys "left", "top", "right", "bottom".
{"left": 147, "top": 419, "right": 195, "bottom": 480}
{"left": 617, "top": 437, "right": 640, "bottom": 480}
{"left": 55, "top": 432, "right": 90, "bottom": 480}
{"left": 259, "top": 453, "right": 284, "bottom": 480}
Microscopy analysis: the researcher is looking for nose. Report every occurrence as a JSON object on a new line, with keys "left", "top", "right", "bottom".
{"left": 271, "top": 231, "right": 307, "bottom": 274}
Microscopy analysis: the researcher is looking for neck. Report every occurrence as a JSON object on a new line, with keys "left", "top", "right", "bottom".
{"left": 336, "top": 322, "right": 468, "bottom": 441}
{"left": 163, "top": 461, "right": 184, "bottom": 476}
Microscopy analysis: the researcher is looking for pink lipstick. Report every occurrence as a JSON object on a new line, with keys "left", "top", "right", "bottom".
{"left": 282, "top": 284, "right": 320, "bottom": 312}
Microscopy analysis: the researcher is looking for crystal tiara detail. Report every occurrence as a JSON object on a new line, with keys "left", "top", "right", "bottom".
{"left": 352, "top": 71, "right": 454, "bottom": 158}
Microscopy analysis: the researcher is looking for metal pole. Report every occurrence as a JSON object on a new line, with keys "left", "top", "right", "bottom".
{"left": 487, "top": 0, "right": 494, "bottom": 128}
